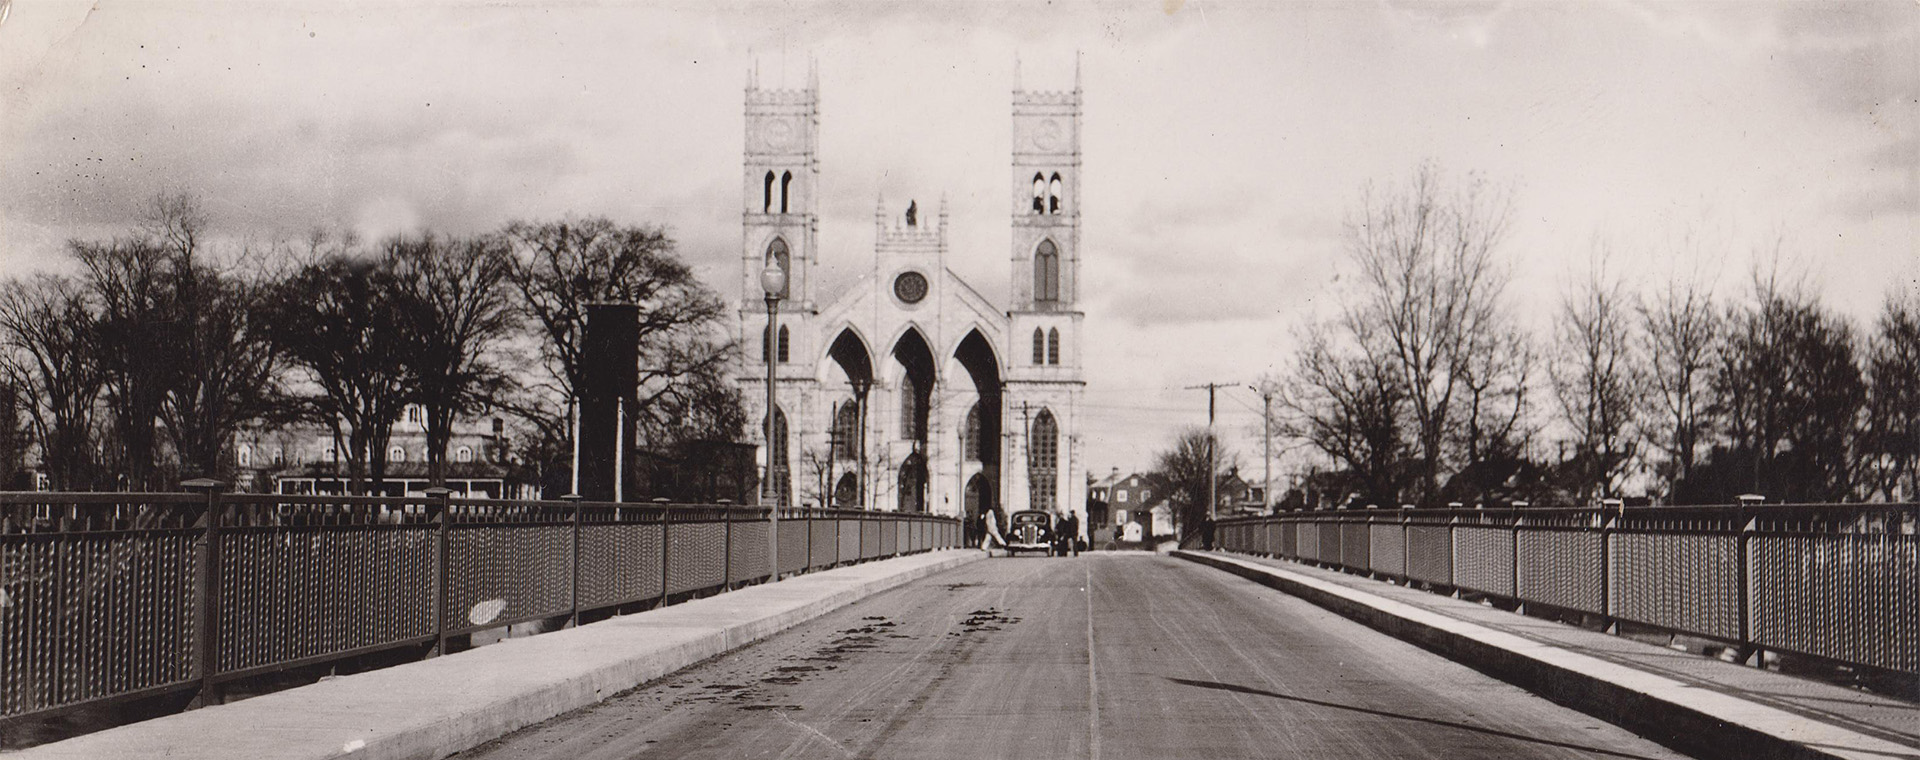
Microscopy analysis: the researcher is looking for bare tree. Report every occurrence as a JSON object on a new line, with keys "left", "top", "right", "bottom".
{"left": 1864, "top": 289, "right": 1920, "bottom": 501}
{"left": 502, "top": 218, "right": 740, "bottom": 484}
{"left": 1282, "top": 323, "right": 1408, "bottom": 507}
{"left": 634, "top": 334, "right": 746, "bottom": 450}
{"left": 1455, "top": 320, "right": 1535, "bottom": 469}
{"left": 1550, "top": 253, "right": 1642, "bottom": 502}
{"left": 150, "top": 195, "right": 287, "bottom": 483}
{"left": 1639, "top": 275, "right": 1722, "bottom": 502}
{"left": 0, "top": 276, "right": 105, "bottom": 490}
{"left": 72, "top": 236, "right": 177, "bottom": 490}
{"left": 1148, "top": 426, "right": 1234, "bottom": 542}
{"left": 262, "top": 254, "right": 413, "bottom": 494}
{"left": 1344, "top": 162, "right": 1515, "bottom": 502}
{"left": 1712, "top": 273, "right": 1865, "bottom": 503}
{"left": 389, "top": 233, "right": 518, "bottom": 486}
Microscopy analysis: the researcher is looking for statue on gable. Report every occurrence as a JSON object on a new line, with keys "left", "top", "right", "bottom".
{"left": 905, "top": 200, "right": 918, "bottom": 227}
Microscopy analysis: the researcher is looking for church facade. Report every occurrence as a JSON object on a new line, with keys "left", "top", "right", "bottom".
{"left": 734, "top": 66, "right": 1087, "bottom": 536}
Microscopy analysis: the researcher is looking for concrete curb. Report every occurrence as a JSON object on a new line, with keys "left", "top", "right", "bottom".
{"left": 17, "top": 550, "right": 982, "bottom": 760}
{"left": 1173, "top": 550, "right": 1916, "bottom": 760}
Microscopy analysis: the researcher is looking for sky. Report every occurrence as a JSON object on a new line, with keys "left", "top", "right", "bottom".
{"left": 1, "top": 0, "right": 1915, "bottom": 481}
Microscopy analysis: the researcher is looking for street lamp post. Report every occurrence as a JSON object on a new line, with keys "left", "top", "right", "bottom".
{"left": 850, "top": 376, "right": 871, "bottom": 510}
{"left": 761, "top": 256, "right": 786, "bottom": 579}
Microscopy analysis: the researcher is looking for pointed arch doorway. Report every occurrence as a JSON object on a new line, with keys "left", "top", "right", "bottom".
{"left": 964, "top": 473, "right": 993, "bottom": 547}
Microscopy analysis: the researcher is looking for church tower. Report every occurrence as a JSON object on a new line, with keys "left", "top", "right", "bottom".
{"left": 740, "top": 62, "right": 820, "bottom": 328}
{"left": 1003, "top": 61, "right": 1086, "bottom": 520}
{"left": 739, "top": 62, "right": 821, "bottom": 506}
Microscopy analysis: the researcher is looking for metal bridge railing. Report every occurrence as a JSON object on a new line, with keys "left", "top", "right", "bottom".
{"left": 0, "top": 489, "right": 961, "bottom": 725}
{"left": 1217, "top": 503, "right": 1920, "bottom": 679}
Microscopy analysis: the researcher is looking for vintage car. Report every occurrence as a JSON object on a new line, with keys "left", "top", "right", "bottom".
{"left": 1005, "top": 509, "right": 1055, "bottom": 556}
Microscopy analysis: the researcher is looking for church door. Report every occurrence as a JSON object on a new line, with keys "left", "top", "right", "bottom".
{"left": 898, "top": 453, "right": 927, "bottom": 513}
{"left": 963, "top": 473, "right": 992, "bottom": 546}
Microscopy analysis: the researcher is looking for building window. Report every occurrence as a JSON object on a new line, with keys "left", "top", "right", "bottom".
{"left": 762, "top": 324, "right": 791, "bottom": 363}
{"left": 1031, "top": 173, "right": 1046, "bottom": 214}
{"left": 1028, "top": 408, "right": 1058, "bottom": 511}
{"left": 1048, "top": 172, "right": 1063, "bottom": 214}
{"left": 1034, "top": 239, "right": 1059, "bottom": 303}
{"left": 763, "top": 170, "right": 775, "bottom": 213}
{"left": 780, "top": 170, "right": 793, "bottom": 214}
{"left": 1031, "top": 328, "right": 1045, "bottom": 365}
{"left": 964, "top": 402, "right": 983, "bottom": 462}
{"left": 456, "top": 446, "right": 473, "bottom": 463}
{"left": 900, "top": 374, "right": 926, "bottom": 442}
{"left": 1047, "top": 328, "right": 1061, "bottom": 365}
{"left": 388, "top": 445, "right": 406, "bottom": 463}
{"left": 406, "top": 405, "right": 423, "bottom": 423}
{"left": 236, "top": 444, "right": 252, "bottom": 468}
{"left": 832, "top": 401, "right": 859, "bottom": 460}
{"left": 1117, "top": 489, "right": 1129, "bottom": 503}
{"left": 1142, "top": 489, "right": 1151, "bottom": 502}
{"left": 766, "top": 237, "right": 791, "bottom": 299}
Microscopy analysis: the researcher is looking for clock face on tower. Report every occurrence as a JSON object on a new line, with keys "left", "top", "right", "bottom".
{"left": 1031, "top": 119, "right": 1064, "bottom": 151}
{"left": 893, "top": 271, "right": 929, "bottom": 304}
{"left": 762, "top": 119, "right": 796, "bottom": 151}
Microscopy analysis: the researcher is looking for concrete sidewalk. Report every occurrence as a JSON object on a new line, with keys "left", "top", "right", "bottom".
{"left": 1175, "top": 550, "right": 1920, "bottom": 760}
{"left": 16, "top": 549, "right": 982, "bottom": 760}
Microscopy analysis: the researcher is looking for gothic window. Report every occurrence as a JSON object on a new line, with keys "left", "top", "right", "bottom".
{"left": 388, "top": 445, "right": 406, "bottom": 463}
{"left": 763, "top": 171, "right": 775, "bottom": 213}
{"left": 766, "top": 406, "right": 790, "bottom": 506}
{"left": 964, "top": 402, "right": 983, "bottom": 462}
{"left": 1031, "top": 173, "right": 1046, "bottom": 214}
{"left": 236, "top": 444, "right": 252, "bottom": 468}
{"left": 766, "top": 237, "right": 791, "bottom": 299}
{"left": 833, "top": 401, "right": 859, "bottom": 460}
{"left": 1028, "top": 409, "right": 1058, "bottom": 511}
{"left": 1034, "top": 239, "right": 1059, "bottom": 303}
{"left": 1032, "top": 328, "right": 1045, "bottom": 365}
{"left": 1049, "top": 173, "right": 1063, "bottom": 214}
{"left": 456, "top": 446, "right": 473, "bottom": 463}
{"left": 1047, "top": 328, "right": 1061, "bottom": 365}
{"left": 899, "top": 374, "right": 926, "bottom": 441}
{"left": 780, "top": 170, "right": 793, "bottom": 214}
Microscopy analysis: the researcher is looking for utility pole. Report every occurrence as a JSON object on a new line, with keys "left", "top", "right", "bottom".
{"left": 1251, "top": 381, "right": 1277, "bottom": 512}
{"left": 1184, "top": 382, "right": 1233, "bottom": 525}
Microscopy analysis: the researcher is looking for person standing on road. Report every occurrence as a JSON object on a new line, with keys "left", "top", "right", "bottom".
{"left": 1062, "top": 512, "right": 1080, "bottom": 556}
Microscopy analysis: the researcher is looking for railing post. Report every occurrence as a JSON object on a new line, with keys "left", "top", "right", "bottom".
{"left": 722, "top": 506, "right": 734, "bottom": 589}
{"left": 562, "top": 494, "right": 582, "bottom": 627}
{"left": 1402, "top": 510, "right": 1412, "bottom": 585}
{"left": 1511, "top": 509, "right": 1525, "bottom": 612}
{"left": 424, "top": 486, "right": 453, "bottom": 656}
{"left": 660, "top": 507, "right": 672, "bottom": 608}
{"left": 1600, "top": 512, "right": 1616, "bottom": 633}
{"left": 1448, "top": 513, "right": 1461, "bottom": 597}
{"left": 184, "top": 478, "right": 225, "bottom": 707}
{"left": 1736, "top": 507, "right": 1758, "bottom": 666}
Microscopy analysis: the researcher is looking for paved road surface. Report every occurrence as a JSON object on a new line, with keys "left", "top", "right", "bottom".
{"left": 455, "top": 555, "right": 1688, "bottom": 760}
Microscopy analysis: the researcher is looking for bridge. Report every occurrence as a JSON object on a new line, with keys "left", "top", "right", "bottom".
{"left": 3, "top": 493, "right": 1916, "bottom": 759}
